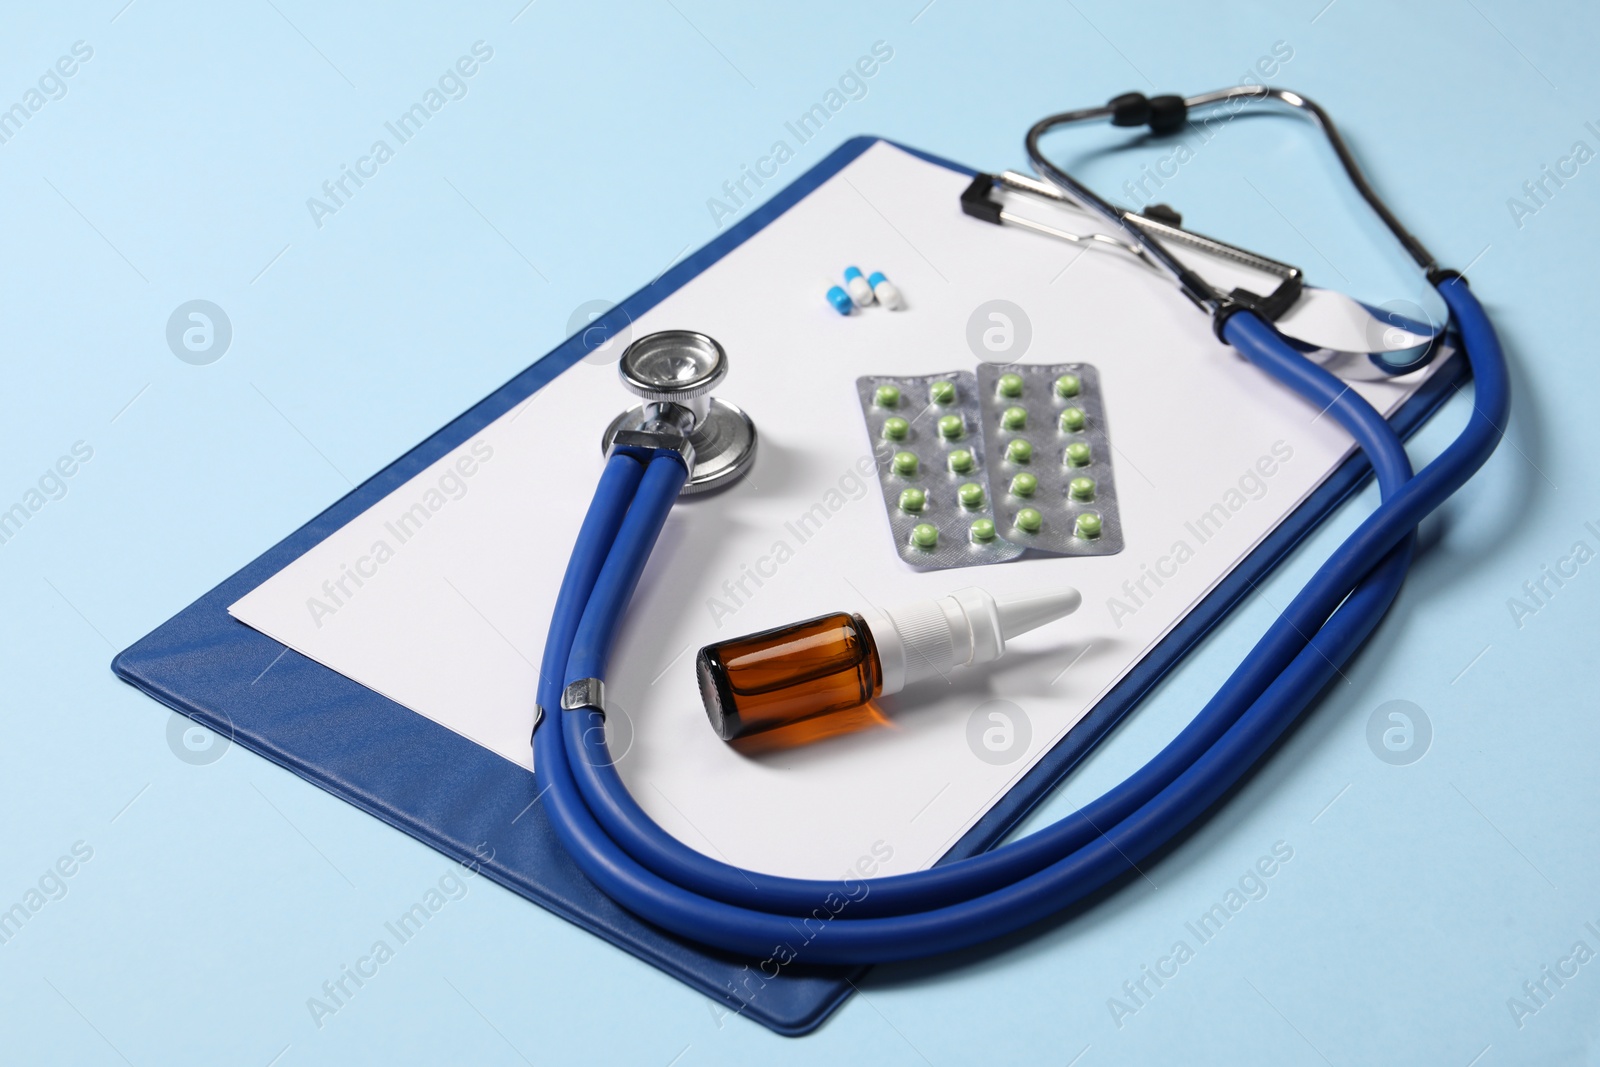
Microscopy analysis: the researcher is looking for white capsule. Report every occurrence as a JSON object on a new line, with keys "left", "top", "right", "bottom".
{"left": 868, "top": 271, "right": 903, "bottom": 310}
{"left": 843, "top": 266, "right": 875, "bottom": 307}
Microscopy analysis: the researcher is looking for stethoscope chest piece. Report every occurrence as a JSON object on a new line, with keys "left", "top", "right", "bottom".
{"left": 601, "top": 330, "right": 757, "bottom": 495}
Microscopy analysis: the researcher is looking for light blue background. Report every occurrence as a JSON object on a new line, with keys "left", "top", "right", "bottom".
{"left": 2, "top": 0, "right": 1596, "bottom": 1063}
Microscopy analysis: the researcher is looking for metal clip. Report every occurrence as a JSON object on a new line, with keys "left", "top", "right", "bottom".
{"left": 962, "top": 169, "right": 1304, "bottom": 319}
{"left": 561, "top": 677, "right": 606, "bottom": 720}
{"left": 607, "top": 427, "right": 695, "bottom": 473}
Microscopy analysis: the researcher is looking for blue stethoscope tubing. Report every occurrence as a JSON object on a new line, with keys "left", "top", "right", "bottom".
{"left": 533, "top": 277, "right": 1507, "bottom": 964}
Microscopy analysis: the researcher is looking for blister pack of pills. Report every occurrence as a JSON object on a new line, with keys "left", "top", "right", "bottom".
{"left": 975, "top": 362, "right": 1124, "bottom": 557}
{"left": 855, "top": 371, "right": 1025, "bottom": 570}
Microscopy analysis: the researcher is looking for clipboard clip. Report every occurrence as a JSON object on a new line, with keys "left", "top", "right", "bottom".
{"left": 960, "top": 171, "right": 1303, "bottom": 323}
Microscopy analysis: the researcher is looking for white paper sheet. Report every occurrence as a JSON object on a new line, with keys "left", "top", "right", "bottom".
{"left": 229, "top": 142, "right": 1445, "bottom": 880}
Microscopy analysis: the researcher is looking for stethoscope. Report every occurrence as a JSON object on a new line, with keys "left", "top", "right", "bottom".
{"left": 530, "top": 88, "right": 1509, "bottom": 964}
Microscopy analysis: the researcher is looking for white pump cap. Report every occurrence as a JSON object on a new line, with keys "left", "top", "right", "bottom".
{"left": 860, "top": 586, "right": 1082, "bottom": 696}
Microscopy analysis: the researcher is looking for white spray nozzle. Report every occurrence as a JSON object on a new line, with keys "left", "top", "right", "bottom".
{"left": 996, "top": 589, "right": 1085, "bottom": 641}
{"left": 862, "top": 586, "right": 1082, "bottom": 696}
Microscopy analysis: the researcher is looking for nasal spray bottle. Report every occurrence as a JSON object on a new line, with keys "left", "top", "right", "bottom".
{"left": 696, "top": 587, "right": 1081, "bottom": 741}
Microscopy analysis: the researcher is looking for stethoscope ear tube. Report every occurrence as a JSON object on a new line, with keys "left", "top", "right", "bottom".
{"left": 1024, "top": 86, "right": 1447, "bottom": 351}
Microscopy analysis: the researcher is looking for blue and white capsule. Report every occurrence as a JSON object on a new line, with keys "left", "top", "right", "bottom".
{"left": 843, "top": 266, "right": 875, "bottom": 307}
{"left": 867, "top": 270, "right": 904, "bottom": 310}
{"left": 826, "top": 285, "right": 854, "bottom": 316}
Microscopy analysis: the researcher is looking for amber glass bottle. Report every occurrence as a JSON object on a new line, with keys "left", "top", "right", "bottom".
{"left": 696, "top": 587, "right": 1084, "bottom": 745}
{"left": 697, "top": 612, "right": 882, "bottom": 741}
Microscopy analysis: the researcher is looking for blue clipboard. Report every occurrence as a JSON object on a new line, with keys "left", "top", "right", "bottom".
{"left": 112, "top": 135, "right": 1463, "bottom": 1036}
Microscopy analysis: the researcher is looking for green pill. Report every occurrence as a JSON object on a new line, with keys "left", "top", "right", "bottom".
{"left": 1015, "top": 507, "right": 1043, "bottom": 533}
{"left": 1054, "top": 374, "right": 1081, "bottom": 398}
{"left": 874, "top": 384, "right": 901, "bottom": 408}
{"left": 947, "top": 449, "right": 975, "bottom": 473}
{"left": 1075, "top": 511, "right": 1103, "bottom": 539}
{"left": 1010, "top": 472, "right": 1038, "bottom": 497}
{"left": 911, "top": 522, "right": 939, "bottom": 548}
{"left": 930, "top": 380, "right": 957, "bottom": 405}
{"left": 892, "top": 450, "right": 919, "bottom": 475}
{"left": 882, "top": 416, "right": 910, "bottom": 440}
{"left": 1006, "top": 439, "right": 1033, "bottom": 464}
{"left": 1001, "top": 406, "right": 1028, "bottom": 431}
{"left": 1069, "top": 476, "right": 1096, "bottom": 501}
{"left": 938, "top": 414, "right": 965, "bottom": 439}
{"left": 899, "top": 487, "right": 926, "bottom": 512}
{"left": 970, "top": 518, "right": 997, "bottom": 543}
{"left": 1058, "top": 407, "right": 1086, "bottom": 433}
{"left": 998, "top": 372, "right": 1024, "bottom": 397}
{"left": 958, "top": 482, "right": 985, "bottom": 508}
{"left": 1065, "top": 442, "right": 1092, "bottom": 467}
